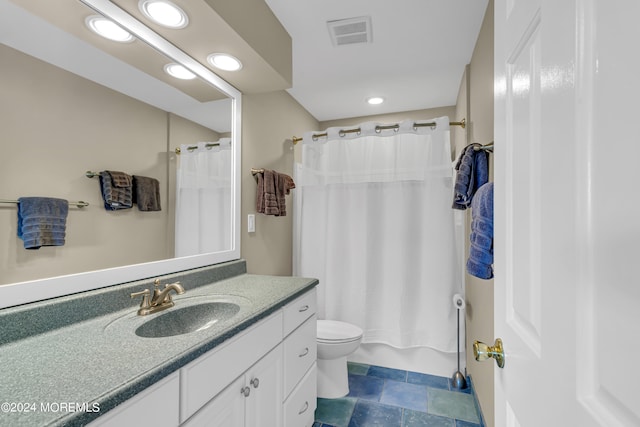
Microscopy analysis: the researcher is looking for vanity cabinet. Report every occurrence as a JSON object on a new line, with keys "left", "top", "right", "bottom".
{"left": 88, "top": 288, "right": 317, "bottom": 427}
{"left": 183, "top": 345, "right": 283, "bottom": 427}
{"left": 180, "top": 288, "right": 317, "bottom": 427}
{"left": 179, "top": 310, "right": 284, "bottom": 423}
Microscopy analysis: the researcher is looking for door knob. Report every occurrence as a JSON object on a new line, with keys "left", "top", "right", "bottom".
{"left": 473, "top": 338, "right": 505, "bottom": 368}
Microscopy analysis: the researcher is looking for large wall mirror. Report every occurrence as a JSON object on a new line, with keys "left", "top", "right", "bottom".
{"left": 0, "top": 0, "right": 241, "bottom": 308}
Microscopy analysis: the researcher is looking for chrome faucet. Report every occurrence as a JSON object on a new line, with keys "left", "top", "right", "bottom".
{"left": 130, "top": 279, "right": 185, "bottom": 316}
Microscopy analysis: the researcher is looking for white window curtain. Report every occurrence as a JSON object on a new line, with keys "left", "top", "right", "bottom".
{"left": 175, "top": 139, "right": 231, "bottom": 257}
{"left": 294, "top": 117, "right": 460, "bottom": 351}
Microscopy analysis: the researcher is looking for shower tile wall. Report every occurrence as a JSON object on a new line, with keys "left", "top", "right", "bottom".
{"left": 314, "top": 363, "right": 484, "bottom": 427}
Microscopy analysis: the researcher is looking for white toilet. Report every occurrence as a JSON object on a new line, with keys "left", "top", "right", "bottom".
{"left": 316, "top": 320, "right": 364, "bottom": 398}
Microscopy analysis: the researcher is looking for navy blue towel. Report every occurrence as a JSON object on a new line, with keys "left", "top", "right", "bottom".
{"left": 17, "top": 197, "right": 69, "bottom": 249}
{"left": 452, "top": 144, "right": 489, "bottom": 210}
{"left": 99, "top": 171, "right": 133, "bottom": 210}
{"left": 466, "top": 182, "right": 493, "bottom": 279}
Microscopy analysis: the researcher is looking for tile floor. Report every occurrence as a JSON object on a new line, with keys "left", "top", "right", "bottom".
{"left": 313, "top": 362, "right": 483, "bottom": 427}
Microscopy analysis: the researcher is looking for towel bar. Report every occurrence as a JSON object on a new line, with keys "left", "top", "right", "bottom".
{"left": 0, "top": 199, "right": 89, "bottom": 208}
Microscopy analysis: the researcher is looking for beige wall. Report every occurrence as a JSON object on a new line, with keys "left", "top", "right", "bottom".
{"left": 454, "top": 1, "right": 495, "bottom": 425}
{"left": 0, "top": 44, "right": 217, "bottom": 285}
{"left": 240, "top": 91, "right": 318, "bottom": 275}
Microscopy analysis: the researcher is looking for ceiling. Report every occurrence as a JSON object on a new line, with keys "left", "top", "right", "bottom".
{"left": 6, "top": 0, "right": 489, "bottom": 125}
{"left": 264, "top": 0, "right": 489, "bottom": 122}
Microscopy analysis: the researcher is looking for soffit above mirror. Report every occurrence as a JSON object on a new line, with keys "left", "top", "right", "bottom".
{"left": 11, "top": 0, "right": 223, "bottom": 102}
{"left": 10, "top": 0, "right": 292, "bottom": 95}
{"left": 112, "top": 0, "right": 292, "bottom": 93}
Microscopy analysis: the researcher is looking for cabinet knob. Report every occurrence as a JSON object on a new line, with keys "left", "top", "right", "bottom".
{"left": 250, "top": 377, "right": 260, "bottom": 389}
{"left": 241, "top": 386, "right": 251, "bottom": 397}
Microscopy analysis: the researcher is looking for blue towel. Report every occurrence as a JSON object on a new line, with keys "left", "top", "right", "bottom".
{"left": 466, "top": 182, "right": 493, "bottom": 279}
{"left": 17, "top": 197, "right": 69, "bottom": 249}
{"left": 452, "top": 144, "right": 489, "bottom": 210}
{"left": 99, "top": 171, "right": 133, "bottom": 210}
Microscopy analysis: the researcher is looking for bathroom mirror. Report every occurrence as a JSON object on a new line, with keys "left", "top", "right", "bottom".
{"left": 0, "top": 0, "right": 241, "bottom": 308}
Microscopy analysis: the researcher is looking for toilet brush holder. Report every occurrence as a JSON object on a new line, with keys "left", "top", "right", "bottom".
{"left": 451, "top": 294, "right": 467, "bottom": 389}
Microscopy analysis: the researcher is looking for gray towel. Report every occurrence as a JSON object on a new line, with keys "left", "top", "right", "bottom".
{"left": 133, "top": 175, "right": 161, "bottom": 211}
{"left": 99, "top": 171, "right": 133, "bottom": 210}
{"left": 17, "top": 197, "right": 69, "bottom": 249}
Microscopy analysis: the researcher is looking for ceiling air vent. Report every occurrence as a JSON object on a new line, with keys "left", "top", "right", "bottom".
{"left": 327, "top": 16, "right": 372, "bottom": 46}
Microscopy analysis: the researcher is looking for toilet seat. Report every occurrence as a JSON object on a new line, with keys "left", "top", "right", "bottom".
{"left": 317, "top": 320, "right": 363, "bottom": 344}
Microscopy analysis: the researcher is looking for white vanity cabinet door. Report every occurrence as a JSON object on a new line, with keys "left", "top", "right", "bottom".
{"left": 283, "top": 288, "right": 317, "bottom": 337}
{"left": 183, "top": 345, "right": 283, "bottom": 427}
{"left": 87, "top": 372, "right": 180, "bottom": 427}
{"left": 283, "top": 363, "right": 317, "bottom": 427}
{"left": 283, "top": 314, "right": 317, "bottom": 399}
{"left": 181, "top": 376, "right": 245, "bottom": 427}
{"left": 179, "top": 311, "right": 283, "bottom": 423}
{"left": 245, "top": 344, "right": 283, "bottom": 427}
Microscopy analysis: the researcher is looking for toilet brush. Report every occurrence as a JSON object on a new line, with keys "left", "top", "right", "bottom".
{"left": 451, "top": 294, "right": 467, "bottom": 389}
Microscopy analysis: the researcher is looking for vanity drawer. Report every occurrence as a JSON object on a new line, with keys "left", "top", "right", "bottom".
{"left": 179, "top": 310, "right": 283, "bottom": 423}
{"left": 284, "top": 315, "right": 317, "bottom": 398}
{"left": 283, "top": 363, "right": 317, "bottom": 427}
{"left": 283, "top": 288, "right": 317, "bottom": 337}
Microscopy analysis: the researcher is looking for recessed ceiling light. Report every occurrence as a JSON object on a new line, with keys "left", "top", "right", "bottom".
{"left": 207, "top": 53, "right": 243, "bottom": 72}
{"left": 367, "top": 96, "right": 385, "bottom": 105}
{"left": 139, "top": 0, "right": 188, "bottom": 29}
{"left": 164, "top": 63, "right": 196, "bottom": 80}
{"left": 85, "top": 15, "right": 135, "bottom": 43}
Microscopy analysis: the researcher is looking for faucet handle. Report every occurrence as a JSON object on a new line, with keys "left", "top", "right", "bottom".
{"left": 131, "top": 289, "right": 151, "bottom": 308}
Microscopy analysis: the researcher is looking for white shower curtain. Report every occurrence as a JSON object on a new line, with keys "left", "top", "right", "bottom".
{"left": 175, "top": 139, "right": 231, "bottom": 257}
{"left": 294, "top": 118, "right": 459, "bottom": 351}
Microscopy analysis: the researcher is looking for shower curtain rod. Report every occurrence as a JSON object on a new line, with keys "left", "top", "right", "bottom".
{"left": 291, "top": 118, "right": 466, "bottom": 144}
{"left": 0, "top": 199, "right": 89, "bottom": 208}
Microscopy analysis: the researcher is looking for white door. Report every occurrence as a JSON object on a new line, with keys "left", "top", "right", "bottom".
{"left": 494, "top": 0, "right": 640, "bottom": 426}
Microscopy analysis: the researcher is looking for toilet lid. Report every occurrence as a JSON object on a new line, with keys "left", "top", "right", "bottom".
{"left": 317, "top": 320, "right": 363, "bottom": 343}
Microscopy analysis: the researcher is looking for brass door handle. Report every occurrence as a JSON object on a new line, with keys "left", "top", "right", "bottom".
{"left": 473, "top": 338, "right": 505, "bottom": 368}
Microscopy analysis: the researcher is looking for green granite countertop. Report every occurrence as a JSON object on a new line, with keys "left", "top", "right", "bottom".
{"left": 0, "top": 261, "right": 317, "bottom": 426}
